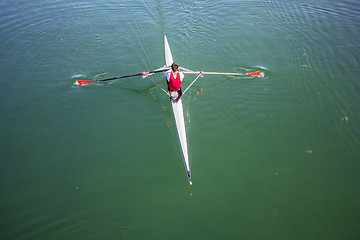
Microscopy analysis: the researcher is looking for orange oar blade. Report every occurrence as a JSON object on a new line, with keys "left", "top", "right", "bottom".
{"left": 247, "top": 71, "right": 260, "bottom": 76}
{"left": 74, "top": 80, "right": 93, "bottom": 86}
{"left": 247, "top": 71, "right": 265, "bottom": 77}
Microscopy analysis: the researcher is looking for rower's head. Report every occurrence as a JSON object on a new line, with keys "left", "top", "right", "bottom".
{"left": 171, "top": 62, "right": 179, "bottom": 72}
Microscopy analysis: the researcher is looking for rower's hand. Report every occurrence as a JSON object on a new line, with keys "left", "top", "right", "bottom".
{"left": 141, "top": 71, "right": 149, "bottom": 78}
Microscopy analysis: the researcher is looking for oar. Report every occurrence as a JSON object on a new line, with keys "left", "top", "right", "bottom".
{"left": 183, "top": 71, "right": 264, "bottom": 77}
{"left": 74, "top": 68, "right": 169, "bottom": 86}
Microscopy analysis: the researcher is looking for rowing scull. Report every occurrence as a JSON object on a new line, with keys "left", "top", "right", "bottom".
{"left": 74, "top": 34, "right": 264, "bottom": 186}
{"left": 164, "top": 33, "right": 192, "bottom": 185}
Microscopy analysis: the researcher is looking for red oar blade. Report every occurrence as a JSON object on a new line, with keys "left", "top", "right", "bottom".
{"left": 74, "top": 80, "right": 94, "bottom": 86}
{"left": 247, "top": 71, "right": 261, "bottom": 76}
{"left": 248, "top": 71, "right": 264, "bottom": 77}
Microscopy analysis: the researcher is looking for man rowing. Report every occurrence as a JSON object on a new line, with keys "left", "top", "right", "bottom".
{"left": 165, "top": 62, "right": 184, "bottom": 102}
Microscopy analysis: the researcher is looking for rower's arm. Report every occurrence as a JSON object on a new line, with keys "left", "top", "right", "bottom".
{"left": 164, "top": 69, "right": 171, "bottom": 81}
{"left": 179, "top": 72, "right": 184, "bottom": 81}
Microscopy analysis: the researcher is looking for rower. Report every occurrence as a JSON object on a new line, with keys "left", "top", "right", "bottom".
{"left": 164, "top": 62, "right": 184, "bottom": 102}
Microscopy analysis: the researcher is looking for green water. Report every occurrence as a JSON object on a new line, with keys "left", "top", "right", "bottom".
{"left": 1, "top": 0, "right": 359, "bottom": 239}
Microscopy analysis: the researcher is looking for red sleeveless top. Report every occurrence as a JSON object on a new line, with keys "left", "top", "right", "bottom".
{"left": 168, "top": 72, "right": 181, "bottom": 90}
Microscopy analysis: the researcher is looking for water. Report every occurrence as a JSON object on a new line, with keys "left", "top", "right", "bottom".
{"left": 1, "top": 0, "right": 359, "bottom": 239}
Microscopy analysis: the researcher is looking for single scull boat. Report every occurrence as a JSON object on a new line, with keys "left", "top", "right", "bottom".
{"left": 163, "top": 33, "right": 192, "bottom": 185}
{"left": 74, "top": 34, "right": 264, "bottom": 185}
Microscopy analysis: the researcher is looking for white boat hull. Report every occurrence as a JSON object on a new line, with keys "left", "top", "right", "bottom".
{"left": 171, "top": 98, "right": 191, "bottom": 184}
{"left": 164, "top": 33, "right": 192, "bottom": 185}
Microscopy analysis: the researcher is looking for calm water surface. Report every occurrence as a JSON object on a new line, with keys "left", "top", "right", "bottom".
{"left": 1, "top": 0, "right": 359, "bottom": 239}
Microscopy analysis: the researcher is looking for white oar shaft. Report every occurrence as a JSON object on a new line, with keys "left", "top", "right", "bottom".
{"left": 183, "top": 71, "right": 246, "bottom": 76}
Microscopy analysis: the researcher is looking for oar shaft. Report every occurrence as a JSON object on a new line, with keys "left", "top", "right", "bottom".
{"left": 183, "top": 71, "right": 263, "bottom": 76}
{"left": 98, "top": 69, "right": 169, "bottom": 82}
{"left": 183, "top": 71, "right": 243, "bottom": 75}
{"left": 74, "top": 68, "right": 170, "bottom": 86}
{"left": 97, "top": 73, "right": 143, "bottom": 82}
